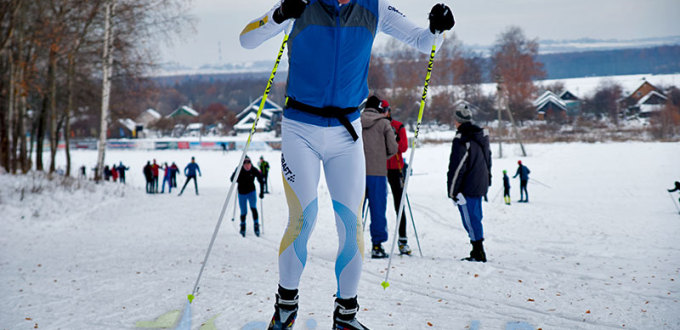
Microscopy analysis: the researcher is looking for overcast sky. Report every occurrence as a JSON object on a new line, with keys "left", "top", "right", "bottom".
{"left": 159, "top": 0, "right": 680, "bottom": 67}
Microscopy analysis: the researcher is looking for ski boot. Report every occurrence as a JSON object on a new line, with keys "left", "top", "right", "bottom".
{"left": 254, "top": 221, "right": 260, "bottom": 237}
{"left": 398, "top": 238, "right": 412, "bottom": 256}
{"left": 333, "top": 297, "right": 369, "bottom": 330}
{"left": 462, "top": 239, "right": 486, "bottom": 262}
{"left": 371, "top": 244, "right": 388, "bottom": 259}
{"left": 239, "top": 215, "right": 246, "bottom": 237}
{"left": 268, "top": 286, "right": 298, "bottom": 330}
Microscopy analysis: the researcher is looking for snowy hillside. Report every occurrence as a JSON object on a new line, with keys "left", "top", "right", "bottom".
{"left": 1, "top": 142, "right": 679, "bottom": 329}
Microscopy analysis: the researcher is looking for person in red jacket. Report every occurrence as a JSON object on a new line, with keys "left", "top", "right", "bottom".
{"left": 385, "top": 102, "right": 412, "bottom": 255}
{"left": 151, "top": 159, "right": 160, "bottom": 193}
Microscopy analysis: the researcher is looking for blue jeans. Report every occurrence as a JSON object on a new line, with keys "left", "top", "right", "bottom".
{"left": 238, "top": 191, "right": 257, "bottom": 216}
{"left": 455, "top": 196, "right": 484, "bottom": 241}
{"left": 365, "top": 175, "right": 388, "bottom": 245}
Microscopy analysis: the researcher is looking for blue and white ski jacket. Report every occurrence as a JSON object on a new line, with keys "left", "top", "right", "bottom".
{"left": 240, "top": 0, "right": 443, "bottom": 126}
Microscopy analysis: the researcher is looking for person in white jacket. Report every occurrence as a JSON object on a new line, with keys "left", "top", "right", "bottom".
{"left": 240, "top": 1, "right": 454, "bottom": 329}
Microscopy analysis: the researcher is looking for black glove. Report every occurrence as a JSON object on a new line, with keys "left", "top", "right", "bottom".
{"left": 428, "top": 3, "right": 455, "bottom": 34}
{"left": 273, "top": 0, "right": 308, "bottom": 24}
{"left": 259, "top": 192, "right": 265, "bottom": 199}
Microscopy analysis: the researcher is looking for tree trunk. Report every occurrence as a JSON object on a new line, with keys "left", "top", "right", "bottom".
{"left": 65, "top": 53, "right": 74, "bottom": 176}
{"left": 7, "top": 51, "right": 16, "bottom": 173}
{"left": 48, "top": 48, "right": 58, "bottom": 174}
{"left": 95, "top": 0, "right": 116, "bottom": 181}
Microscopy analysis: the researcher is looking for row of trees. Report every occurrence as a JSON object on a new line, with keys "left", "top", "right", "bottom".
{"left": 367, "top": 26, "right": 545, "bottom": 127}
{"left": 0, "top": 0, "right": 192, "bottom": 177}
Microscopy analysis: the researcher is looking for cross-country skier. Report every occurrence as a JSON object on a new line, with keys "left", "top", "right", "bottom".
{"left": 116, "top": 162, "right": 129, "bottom": 184}
{"left": 178, "top": 157, "right": 201, "bottom": 196}
{"left": 231, "top": 156, "right": 265, "bottom": 237}
{"left": 361, "top": 95, "right": 398, "bottom": 259}
{"left": 447, "top": 104, "right": 491, "bottom": 262}
{"left": 513, "top": 160, "right": 531, "bottom": 203}
{"left": 259, "top": 156, "right": 271, "bottom": 193}
{"left": 668, "top": 181, "right": 680, "bottom": 204}
{"left": 385, "top": 101, "right": 412, "bottom": 255}
{"left": 503, "top": 170, "right": 511, "bottom": 205}
{"left": 240, "top": 0, "right": 454, "bottom": 328}
{"left": 161, "top": 162, "right": 172, "bottom": 194}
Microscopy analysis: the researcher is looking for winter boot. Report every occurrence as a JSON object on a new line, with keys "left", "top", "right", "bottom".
{"left": 268, "top": 286, "right": 298, "bottom": 330}
{"left": 333, "top": 296, "right": 369, "bottom": 330}
{"left": 398, "top": 237, "right": 412, "bottom": 256}
{"left": 371, "top": 244, "right": 388, "bottom": 259}
{"left": 239, "top": 215, "right": 246, "bottom": 237}
{"left": 254, "top": 221, "right": 260, "bottom": 237}
{"left": 463, "top": 239, "right": 486, "bottom": 262}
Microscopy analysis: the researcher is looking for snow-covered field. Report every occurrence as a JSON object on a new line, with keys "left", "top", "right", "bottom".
{"left": 1, "top": 142, "right": 679, "bottom": 329}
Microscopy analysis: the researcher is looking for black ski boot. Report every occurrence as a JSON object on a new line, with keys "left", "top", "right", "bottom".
{"left": 398, "top": 238, "right": 412, "bottom": 256}
{"left": 371, "top": 244, "right": 388, "bottom": 259}
{"left": 239, "top": 215, "right": 246, "bottom": 237}
{"left": 333, "top": 297, "right": 369, "bottom": 330}
{"left": 463, "top": 239, "right": 486, "bottom": 262}
{"left": 268, "top": 286, "right": 298, "bottom": 330}
{"left": 251, "top": 208, "right": 260, "bottom": 237}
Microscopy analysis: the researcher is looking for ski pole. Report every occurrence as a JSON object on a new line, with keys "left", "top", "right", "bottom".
{"left": 261, "top": 194, "right": 265, "bottom": 235}
{"left": 382, "top": 39, "right": 438, "bottom": 290}
{"left": 361, "top": 197, "right": 369, "bottom": 232}
{"left": 530, "top": 177, "right": 552, "bottom": 189}
{"left": 668, "top": 191, "right": 680, "bottom": 214}
{"left": 176, "top": 28, "right": 290, "bottom": 330}
{"left": 405, "top": 193, "right": 422, "bottom": 257}
{"left": 490, "top": 187, "right": 503, "bottom": 203}
{"left": 231, "top": 192, "right": 237, "bottom": 222}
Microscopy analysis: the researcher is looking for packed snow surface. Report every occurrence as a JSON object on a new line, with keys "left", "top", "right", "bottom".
{"left": 1, "top": 142, "right": 679, "bottom": 329}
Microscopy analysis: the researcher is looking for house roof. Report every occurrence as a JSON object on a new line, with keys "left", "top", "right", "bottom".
{"left": 168, "top": 105, "right": 199, "bottom": 118}
{"left": 636, "top": 90, "right": 667, "bottom": 106}
{"left": 237, "top": 96, "right": 282, "bottom": 120}
{"left": 144, "top": 108, "right": 161, "bottom": 119}
{"left": 233, "top": 112, "right": 273, "bottom": 131}
{"left": 536, "top": 96, "right": 567, "bottom": 113}
{"left": 559, "top": 90, "right": 579, "bottom": 101}
{"left": 533, "top": 91, "right": 558, "bottom": 107}
{"left": 186, "top": 123, "right": 203, "bottom": 129}
{"left": 117, "top": 118, "right": 137, "bottom": 132}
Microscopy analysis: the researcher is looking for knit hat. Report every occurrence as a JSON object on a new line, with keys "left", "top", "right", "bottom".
{"left": 454, "top": 104, "right": 472, "bottom": 123}
{"left": 365, "top": 95, "right": 381, "bottom": 111}
{"left": 379, "top": 100, "right": 390, "bottom": 113}
{"left": 518, "top": 160, "right": 522, "bottom": 165}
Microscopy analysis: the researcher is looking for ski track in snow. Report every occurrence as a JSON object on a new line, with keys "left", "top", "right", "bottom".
{"left": 1, "top": 142, "right": 679, "bottom": 329}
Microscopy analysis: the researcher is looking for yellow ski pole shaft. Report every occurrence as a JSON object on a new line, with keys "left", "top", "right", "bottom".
{"left": 382, "top": 41, "right": 437, "bottom": 290}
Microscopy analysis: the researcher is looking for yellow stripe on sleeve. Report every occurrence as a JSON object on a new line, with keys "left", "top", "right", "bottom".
{"left": 240, "top": 15, "right": 269, "bottom": 36}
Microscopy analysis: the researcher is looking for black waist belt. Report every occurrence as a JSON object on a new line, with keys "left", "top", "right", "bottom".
{"left": 286, "top": 98, "right": 359, "bottom": 141}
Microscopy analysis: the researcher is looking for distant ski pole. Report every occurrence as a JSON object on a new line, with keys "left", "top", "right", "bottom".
{"left": 175, "top": 30, "right": 290, "bottom": 330}
{"left": 531, "top": 178, "right": 552, "bottom": 189}
{"left": 668, "top": 191, "right": 680, "bottom": 214}
{"left": 382, "top": 40, "right": 438, "bottom": 290}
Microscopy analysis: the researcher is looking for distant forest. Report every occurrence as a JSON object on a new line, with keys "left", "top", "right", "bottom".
{"left": 539, "top": 45, "right": 680, "bottom": 79}
{"left": 154, "top": 44, "right": 680, "bottom": 86}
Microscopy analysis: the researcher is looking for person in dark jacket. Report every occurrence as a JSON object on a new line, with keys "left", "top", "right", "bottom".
{"left": 103, "top": 165, "right": 111, "bottom": 181}
{"left": 161, "top": 162, "right": 172, "bottom": 193}
{"left": 116, "top": 162, "right": 129, "bottom": 184}
{"left": 385, "top": 102, "right": 412, "bottom": 255}
{"left": 143, "top": 161, "right": 153, "bottom": 194}
{"left": 513, "top": 160, "right": 531, "bottom": 203}
{"left": 258, "top": 156, "right": 270, "bottom": 193}
{"left": 231, "top": 156, "right": 265, "bottom": 237}
{"left": 503, "top": 170, "right": 511, "bottom": 205}
{"left": 361, "top": 95, "right": 398, "bottom": 259}
{"left": 170, "top": 162, "right": 179, "bottom": 188}
{"left": 179, "top": 157, "right": 201, "bottom": 196}
{"left": 447, "top": 104, "right": 491, "bottom": 262}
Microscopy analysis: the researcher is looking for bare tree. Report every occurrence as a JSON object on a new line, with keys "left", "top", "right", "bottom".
{"left": 491, "top": 26, "right": 545, "bottom": 122}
